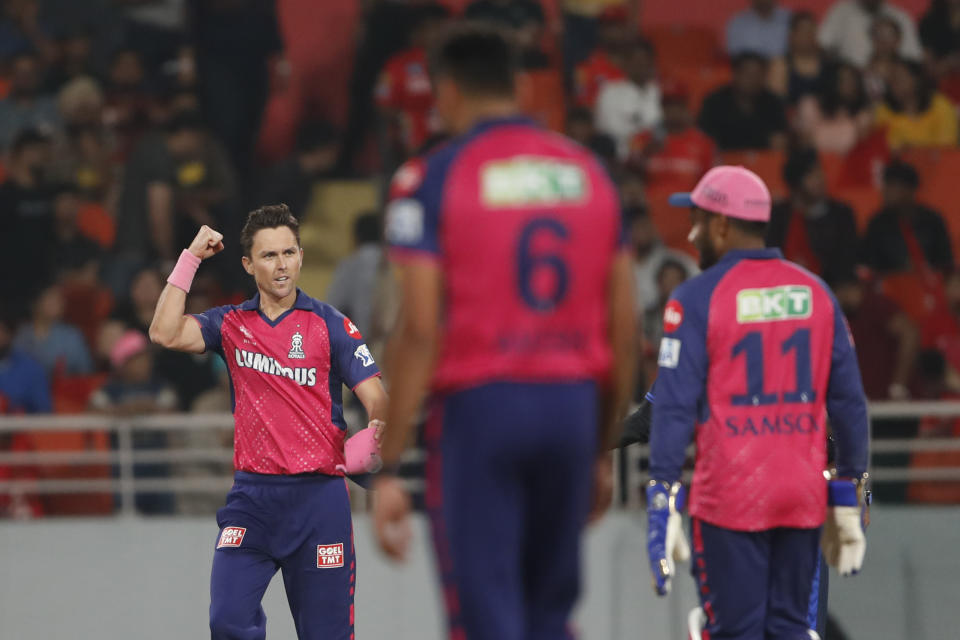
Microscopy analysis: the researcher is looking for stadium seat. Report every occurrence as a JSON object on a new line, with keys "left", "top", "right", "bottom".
{"left": 60, "top": 281, "right": 114, "bottom": 350}
{"left": 896, "top": 148, "right": 960, "bottom": 259}
{"left": 718, "top": 150, "right": 787, "bottom": 199}
{"left": 879, "top": 271, "right": 947, "bottom": 328}
{"left": 663, "top": 64, "right": 731, "bottom": 114}
{"left": 26, "top": 428, "right": 114, "bottom": 516}
{"left": 52, "top": 373, "right": 109, "bottom": 415}
{"left": 76, "top": 201, "right": 116, "bottom": 249}
{"left": 646, "top": 25, "right": 722, "bottom": 68}
{"left": 517, "top": 69, "right": 566, "bottom": 133}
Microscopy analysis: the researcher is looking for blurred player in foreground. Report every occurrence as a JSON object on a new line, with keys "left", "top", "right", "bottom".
{"left": 644, "top": 166, "right": 870, "bottom": 639}
{"left": 372, "top": 26, "right": 636, "bottom": 640}
{"left": 149, "top": 205, "right": 387, "bottom": 640}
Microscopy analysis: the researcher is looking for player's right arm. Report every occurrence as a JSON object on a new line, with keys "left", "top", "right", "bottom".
{"left": 148, "top": 225, "right": 224, "bottom": 354}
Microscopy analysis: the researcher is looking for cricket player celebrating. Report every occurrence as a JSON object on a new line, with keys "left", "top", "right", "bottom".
{"left": 372, "top": 26, "right": 636, "bottom": 640}
{"left": 645, "top": 166, "right": 870, "bottom": 639}
{"left": 149, "top": 205, "right": 387, "bottom": 640}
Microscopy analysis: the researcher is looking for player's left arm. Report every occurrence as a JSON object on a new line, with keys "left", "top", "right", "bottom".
{"left": 823, "top": 296, "right": 871, "bottom": 576}
{"left": 646, "top": 284, "right": 706, "bottom": 595}
{"left": 353, "top": 376, "right": 387, "bottom": 425}
{"left": 599, "top": 250, "right": 639, "bottom": 451}
{"left": 379, "top": 259, "right": 441, "bottom": 468}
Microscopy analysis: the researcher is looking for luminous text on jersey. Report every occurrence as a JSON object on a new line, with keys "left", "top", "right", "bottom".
{"left": 234, "top": 348, "right": 318, "bottom": 387}
{"left": 481, "top": 157, "right": 587, "bottom": 207}
{"left": 736, "top": 285, "right": 812, "bottom": 323}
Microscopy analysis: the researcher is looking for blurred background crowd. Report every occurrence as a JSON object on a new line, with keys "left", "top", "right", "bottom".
{"left": 2, "top": 0, "right": 960, "bottom": 518}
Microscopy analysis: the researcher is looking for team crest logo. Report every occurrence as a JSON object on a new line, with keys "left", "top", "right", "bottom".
{"left": 288, "top": 332, "right": 306, "bottom": 359}
{"left": 354, "top": 344, "right": 375, "bottom": 367}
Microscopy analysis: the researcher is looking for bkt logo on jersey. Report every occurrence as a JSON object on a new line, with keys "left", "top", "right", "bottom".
{"left": 481, "top": 158, "right": 586, "bottom": 207}
{"left": 737, "top": 286, "right": 812, "bottom": 323}
{"left": 317, "top": 543, "right": 344, "bottom": 569}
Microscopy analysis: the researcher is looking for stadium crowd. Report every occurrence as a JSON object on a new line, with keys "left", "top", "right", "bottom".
{"left": 2, "top": 0, "right": 960, "bottom": 516}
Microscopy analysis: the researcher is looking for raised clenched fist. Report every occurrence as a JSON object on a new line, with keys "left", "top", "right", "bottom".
{"left": 188, "top": 225, "right": 225, "bottom": 260}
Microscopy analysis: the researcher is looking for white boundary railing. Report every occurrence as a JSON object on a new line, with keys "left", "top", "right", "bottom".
{"left": 2, "top": 401, "right": 960, "bottom": 515}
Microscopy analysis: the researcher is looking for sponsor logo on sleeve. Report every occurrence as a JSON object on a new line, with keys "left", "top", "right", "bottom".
{"left": 288, "top": 331, "right": 305, "bottom": 359}
{"left": 217, "top": 527, "right": 247, "bottom": 549}
{"left": 390, "top": 160, "right": 425, "bottom": 196}
{"left": 658, "top": 338, "right": 681, "bottom": 369}
{"left": 385, "top": 198, "right": 425, "bottom": 245}
{"left": 354, "top": 344, "right": 375, "bottom": 367}
{"left": 344, "top": 317, "right": 362, "bottom": 340}
{"left": 736, "top": 286, "right": 812, "bottom": 323}
{"left": 663, "top": 300, "right": 684, "bottom": 333}
{"left": 317, "top": 543, "right": 344, "bottom": 568}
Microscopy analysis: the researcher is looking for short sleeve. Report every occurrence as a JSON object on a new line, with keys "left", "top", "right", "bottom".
{"left": 326, "top": 308, "right": 381, "bottom": 390}
{"left": 190, "top": 305, "right": 232, "bottom": 353}
{"left": 385, "top": 155, "right": 447, "bottom": 259}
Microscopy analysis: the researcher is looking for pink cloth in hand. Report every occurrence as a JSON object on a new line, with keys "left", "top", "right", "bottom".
{"left": 336, "top": 427, "right": 382, "bottom": 474}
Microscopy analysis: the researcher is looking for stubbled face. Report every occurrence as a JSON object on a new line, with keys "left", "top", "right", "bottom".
{"left": 243, "top": 226, "right": 302, "bottom": 302}
{"left": 688, "top": 208, "right": 721, "bottom": 270}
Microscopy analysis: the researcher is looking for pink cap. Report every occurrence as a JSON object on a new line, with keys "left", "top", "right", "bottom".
{"left": 668, "top": 165, "right": 772, "bottom": 222}
{"left": 110, "top": 330, "right": 149, "bottom": 370}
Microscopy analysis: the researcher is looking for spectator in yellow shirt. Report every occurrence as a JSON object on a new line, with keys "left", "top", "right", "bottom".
{"left": 875, "top": 58, "right": 958, "bottom": 148}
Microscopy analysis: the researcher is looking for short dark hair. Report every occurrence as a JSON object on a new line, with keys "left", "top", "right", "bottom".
{"left": 10, "top": 128, "right": 50, "bottom": 155}
{"left": 240, "top": 204, "right": 301, "bottom": 258}
{"left": 728, "top": 216, "right": 769, "bottom": 238}
{"left": 783, "top": 147, "right": 820, "bottom": 189}
{"left": 883, "top": 160, "right": 920, "bottom": 189}
{"left": 353, "top": 211, "right": 382, "bottom": 246}
{"left": 296, "top": 120, "right": 338, "bottom": 153}
{"left": 164, "top": 109, "right": 205, "bottom": 135}
{"left": 702, "top": 208, "right": 768, "bottom": 237}
{"left": 731, "top": 51, "right": 769, "bottom": 71}
{"left": 430, "top": 24, "right": 517, "bottom": 97}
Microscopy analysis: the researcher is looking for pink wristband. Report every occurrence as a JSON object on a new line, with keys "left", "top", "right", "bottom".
{"left": 167, "top": 249, "right": 201, "bottom": 293}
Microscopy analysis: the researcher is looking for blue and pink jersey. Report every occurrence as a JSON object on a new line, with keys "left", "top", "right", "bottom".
{"left": 650, "top": 248, "right": 869, "bottom": 531}
{"left": 192, "top": 289, "right": 380, "bottom": 475}
{"left": 385, "top": 116, "right": 624, "bottom": 391}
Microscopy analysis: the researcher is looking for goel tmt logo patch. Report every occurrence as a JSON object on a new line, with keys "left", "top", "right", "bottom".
{"left": 736, "top": 286, "right": 812, "bottom": 323}
{"left": 317, "top": 543, "right": 344, "bottom": 568}
{"left": 217, "top": 527, "right": 246, "bottom": 548}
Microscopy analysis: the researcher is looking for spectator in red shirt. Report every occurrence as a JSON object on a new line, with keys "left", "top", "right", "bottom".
{"left": 830, "top": 270, "right": 918, "bottom": 400}
{"left": 628, "top": 79, "right": 717, "bottom": 192}
{"left": 375, "top": 4, "right": 450, "bottom": 159}
{"left": 572, "top": 7, "right": 630, "bottom": 108}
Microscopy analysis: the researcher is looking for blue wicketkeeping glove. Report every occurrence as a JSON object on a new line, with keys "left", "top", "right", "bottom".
{"left": 822, "top": 478, "right": 867, "bottom": 576}
{"left": 646, "top": 480, "right": 690, "bottom": 596}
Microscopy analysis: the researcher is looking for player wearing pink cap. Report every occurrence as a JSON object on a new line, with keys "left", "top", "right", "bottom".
{"left": 646, "top": 166, "right": 870, "bottom": 639}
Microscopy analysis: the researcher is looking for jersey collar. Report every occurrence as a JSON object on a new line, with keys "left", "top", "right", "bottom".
{"left": 239, "top": 288, "right": 313, "bottom": 312}
{"left": 466, "top": 115, "right": 538, "bottom": 138}
{"left": 720, "top": 248, "right": 784, "bottom": 263}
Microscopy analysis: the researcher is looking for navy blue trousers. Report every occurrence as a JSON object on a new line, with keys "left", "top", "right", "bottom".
{"left": 209, "top": 472, "right": 355, "bottom": 640}
{"left": 425, "top": 381, "right": 598, "bottom": 640}
{"left": 691, "top": 517, "right": 821, "bottom": 640}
